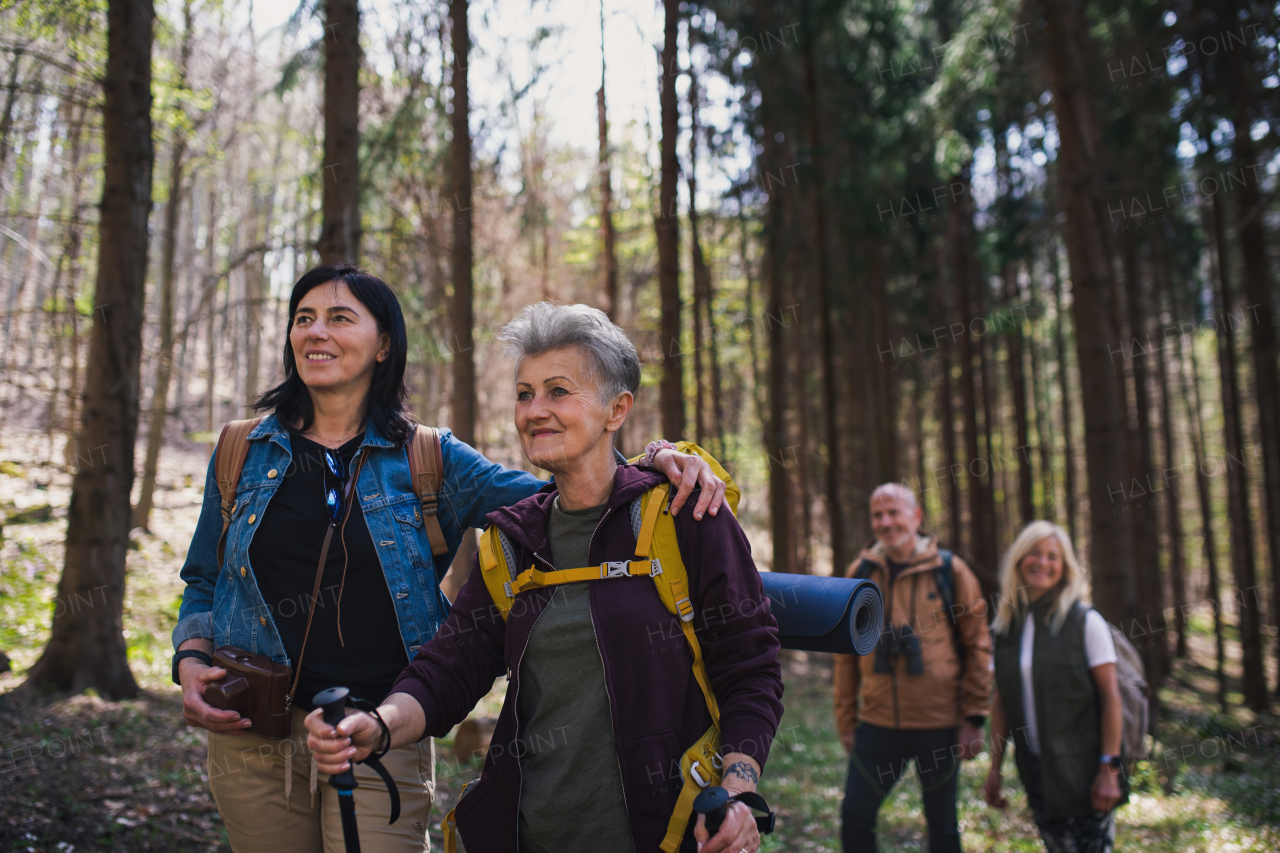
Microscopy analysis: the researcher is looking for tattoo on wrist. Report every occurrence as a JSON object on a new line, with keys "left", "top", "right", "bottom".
{"left": 723, "top": 761, "right": 759, "bottom": 786}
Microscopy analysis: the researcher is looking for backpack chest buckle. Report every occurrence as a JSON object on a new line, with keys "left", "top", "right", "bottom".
{"left": 602, "top": 561, "right": 631, "bottom": 578}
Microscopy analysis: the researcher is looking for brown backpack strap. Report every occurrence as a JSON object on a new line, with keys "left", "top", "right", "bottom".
{"left": 214, "top": 416, "right": 266, "bottom": 568}
{"left": 407, "top": 425, "right": 449, "bottom": 556}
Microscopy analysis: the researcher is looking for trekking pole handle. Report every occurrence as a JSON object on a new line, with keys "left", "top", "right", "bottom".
{"left": 316, "top": 685, "right": 351, "bottom": 729}
{"left": 692, "top": 786, "right": 731, "bottom": 838}
{"left": 314, "top": 687, "right": 359, "bottom": 790}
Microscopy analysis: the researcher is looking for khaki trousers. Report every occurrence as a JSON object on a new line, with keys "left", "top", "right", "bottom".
{"left": 208, "top": 707, "right": 435, "bottom": 853}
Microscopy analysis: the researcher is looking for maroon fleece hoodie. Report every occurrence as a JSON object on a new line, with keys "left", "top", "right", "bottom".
{"left": 389, "top": 464, "right": 784, "bottom": 853}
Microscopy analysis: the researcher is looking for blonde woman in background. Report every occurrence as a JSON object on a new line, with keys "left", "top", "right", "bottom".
{"left": 982, "top": 521, "right": 1126, "bottom": 853}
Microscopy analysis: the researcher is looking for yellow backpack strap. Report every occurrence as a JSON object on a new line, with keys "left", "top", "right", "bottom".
{"left": 478, "top": 525, "right": 515, "bottom": 621}
{"left": 660, "top": 725, "right": 723, "bottom": 853}
{"left": 443, "top": 805, "right": 459, "bottom": 853}
{"left": 213, "top": 416, "right": 264, "bottom": 568}
{"left": 510, "top": 557, "right": 662, "bottom": 594}
{"left": 638, "top": 481, "right": 729, "bottom": 853}
{"left": 625, "top": 440, "right": 740, "bottom": 516}
{"left": 641, "top": 484, "right": 720, "bottom": 727}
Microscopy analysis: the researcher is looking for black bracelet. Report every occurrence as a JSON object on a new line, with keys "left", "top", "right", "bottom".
{"left": 172, "top": 649, "right": 213, "bottom": 686}
{"left": 367, "top": 708, "right": 392, "bottom": 761}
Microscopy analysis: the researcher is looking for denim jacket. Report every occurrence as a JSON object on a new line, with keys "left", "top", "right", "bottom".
{"left": 172, "top": 413, "right": 544, "bottom": 665}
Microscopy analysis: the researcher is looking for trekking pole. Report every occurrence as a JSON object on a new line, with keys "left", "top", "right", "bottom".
{"left": 315, "top": 687, "right": 362, "bottom": 853}
{"left": 693, "top": 786, "right": 731, "bottom": 837}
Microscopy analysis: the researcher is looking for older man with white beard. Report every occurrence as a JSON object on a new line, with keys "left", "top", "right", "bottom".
{"left": 832, "top": 483, "right": 992, "bottom": 853}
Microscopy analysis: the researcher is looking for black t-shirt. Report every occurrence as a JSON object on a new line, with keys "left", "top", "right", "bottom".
{"left": 249, "top": 430, "right": 408, "bottom": 710}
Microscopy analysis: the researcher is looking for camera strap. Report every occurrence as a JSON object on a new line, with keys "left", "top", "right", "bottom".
{"left": 287, "top": 449, "right": 368, "bottom": 708}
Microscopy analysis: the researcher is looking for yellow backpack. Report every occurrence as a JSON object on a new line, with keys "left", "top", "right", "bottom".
{"left": 443, "top": 443, "right": 738, "bottom": 853}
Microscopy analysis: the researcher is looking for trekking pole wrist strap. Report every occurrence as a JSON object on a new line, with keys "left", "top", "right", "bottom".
{"left": 349, "top": 697, "right": 400, "bottom": 825}
{"left": 726, "top": 791, "right": 776, "bottom": 834}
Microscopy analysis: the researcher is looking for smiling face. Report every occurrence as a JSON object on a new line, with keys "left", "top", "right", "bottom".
{"left": 290, "top": 281, "right": 390, "bottom": 397}
{"left": 514, "top": 347, "right": 631, "bottom": 475}
{"left": 1017, "top": 535, "right": 1065, "bottom": 601}
{"left": 870, "top": 493, "right": 922, "bottom": 555}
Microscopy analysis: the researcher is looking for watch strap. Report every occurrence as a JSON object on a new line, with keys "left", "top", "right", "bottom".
{"left": 172, "top": 649, "right": 213, "bottom": 685}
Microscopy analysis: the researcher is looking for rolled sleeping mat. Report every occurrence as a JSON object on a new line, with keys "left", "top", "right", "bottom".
{"left": 760, "top": 573, "right": 883, "bottom": 656}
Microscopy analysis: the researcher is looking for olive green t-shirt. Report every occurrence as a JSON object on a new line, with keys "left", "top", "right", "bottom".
{"left": 517, "top": 498, "right": 634, "bottom": 853}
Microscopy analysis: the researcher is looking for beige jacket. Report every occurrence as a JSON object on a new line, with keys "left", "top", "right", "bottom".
{"left": 832, "top": 534, "right": 991, "bottom": 734}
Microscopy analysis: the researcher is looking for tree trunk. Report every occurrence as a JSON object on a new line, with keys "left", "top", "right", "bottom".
{"left": 318, "top": 0, "right": 361, "bottom": 262}
{"left": 1207, "top": 182, "right": 1269, "bottom": 712}
{"left": 447, "top": 0, "right": 474, "bottom": 447}
{"left": 1051, "top": 247, "right": 1078, "bottom": 542}
{"left": 24, "top": 0, "right": 153, "bottom": 700}
{"left": 936, "top": 248, "right": 963, "bottom": 551}
{"left": 1181, "top": 309, "right": 1227, "bottom": 709}
{"left": 793, "top": 296, "right": 812, "bottom": 574}
{"left": 244, "top": 127, "right": 285, "bottom": 418}
{"left": 1004, "top": 264, "right": 1034, "bottom": 526}
{"left": 740, "top": 211, "right": 766, "bottom": 432}
{"left": 950, "top": 169, "right": 996, "bottom": 595}
{"left": 134, "top": 0, "right": 193, "bottom": 531}
{"left": 1152, "top": 233, "right": 1188, "bottom": 658}
{"left": 1026, "top": 270, "right": 1055, "bottom": 520}
{"left": 688, "top": 62, "right": 708, "bottom": 447}
{"left": 597, "top": 1, "right": 618, "bottom": 322}
{"left": 204, "top": 183, "right": 218, "bottom": 454}
{"left": 870, "top": 243, "right": 896, "bottom": 484}
{"left": 656, "top": 0, "right": 683, "bottom": 439}
{"left": 1121, "top": 232, "right": 1168, "bottom": 689}
{"left": 46, "top": 91, "right": 91, "bottom": 451}
{"left": 133, "top": 137, "right": 186, "bottom": 530}
{"left": 1042, "top": 0, "right": 1135, "bottom": 625}
{"left": 760, "top": 59, "right": 794, "bottom": 574}
{"left": 0, "top": 47, "right": 23, "bottom": 174}
{"left": 443, "top": 0, "right": 477, "bottom": 595}
{"left": 801, "top": 1, "right": 846, "bottom": 573}
{"left": 1226, "top": 49, "right": 1280, "bottom": 694}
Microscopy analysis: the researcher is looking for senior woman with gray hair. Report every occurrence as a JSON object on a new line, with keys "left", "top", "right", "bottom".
{"left": 306, "top": 303, "right": 784, "bottom": 853}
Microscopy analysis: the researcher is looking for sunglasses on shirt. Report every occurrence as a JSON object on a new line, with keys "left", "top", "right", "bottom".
{"left": 323, "top": 448, "right": 350, "bottom": 527}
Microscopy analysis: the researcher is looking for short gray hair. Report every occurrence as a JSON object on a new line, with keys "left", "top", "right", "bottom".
{"left": 870, "top": 482, "right": 919, "bottom": 510}
{"left": 498, "top": 302, "right": 641, "bottom": 402}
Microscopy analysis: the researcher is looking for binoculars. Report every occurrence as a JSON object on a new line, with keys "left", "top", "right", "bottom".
{"left": 874, "top": 623, "right": 924, "bottom": 674}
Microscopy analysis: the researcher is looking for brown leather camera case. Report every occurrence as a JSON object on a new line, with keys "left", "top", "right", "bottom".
{"left": 204, "top": 646, "right": 293, "bottom": 739}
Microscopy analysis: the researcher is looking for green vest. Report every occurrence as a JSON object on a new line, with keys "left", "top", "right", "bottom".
{"left": 993, "top": 599, "right": 1126, "bottom": 818}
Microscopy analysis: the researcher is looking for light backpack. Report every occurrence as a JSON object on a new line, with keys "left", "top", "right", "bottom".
{"left": 213, "top": 417, "right": 451, "bottom": 567}
{"left": 1102, "top": 616, "right": 1150, "bottom": 762}
{"left": 442, "top": 444, "right": 739, "bottom": 853}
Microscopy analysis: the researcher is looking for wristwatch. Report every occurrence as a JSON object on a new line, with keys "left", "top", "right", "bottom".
{"left": 1099, "top": 754, "right": 1123, "bottom": 768}
{"left": 172, "top": 649, "right": 213, "bottom": 686}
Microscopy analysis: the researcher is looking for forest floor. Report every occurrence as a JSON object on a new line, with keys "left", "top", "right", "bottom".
{"left": 1, "top": 428, "right": 1278, "bottom": 852}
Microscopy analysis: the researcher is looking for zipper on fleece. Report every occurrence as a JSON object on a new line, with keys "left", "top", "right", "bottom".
{"left": 511, "top": 500, "right": 615, "bottom": 848}
{"left": 511, "top": 556, "right": 554, "bottom": 852}
{"left": 583, "top": 506, "right": 636, "bottom": 848}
